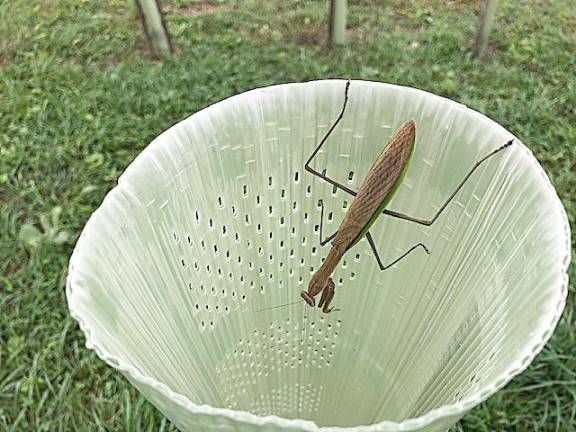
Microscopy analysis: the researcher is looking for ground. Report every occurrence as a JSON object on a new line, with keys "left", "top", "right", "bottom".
{"left": 0, "top": 0, "right": 574, "bottom": 430}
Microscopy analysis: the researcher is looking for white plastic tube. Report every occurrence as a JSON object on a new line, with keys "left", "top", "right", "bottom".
{"left": 67, "top": 80, "right": 570, "bottom": 432}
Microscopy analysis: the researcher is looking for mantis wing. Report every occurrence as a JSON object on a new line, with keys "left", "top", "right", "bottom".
{"left": 334, "top": 120, "right": 416, "bottom": 250}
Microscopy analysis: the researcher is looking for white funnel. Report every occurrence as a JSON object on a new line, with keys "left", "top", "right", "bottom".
{"left": 67, "top": 80, "right": 570, "bottom": 432}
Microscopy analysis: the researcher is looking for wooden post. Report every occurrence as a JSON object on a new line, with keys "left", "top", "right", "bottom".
{"left": 472, "top": 0, "right": 500, "bottom": 58}
{"left": 328, "top": 0, "right": 347, "bottom": 47}
{"left": 134, "top": 0, "right": 173, "bottom": 58}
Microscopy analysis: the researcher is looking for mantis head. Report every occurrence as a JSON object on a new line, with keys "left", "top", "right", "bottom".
{"left": 301, "top": 277, "right": 339, "bottom": 313}
{"left": 300, "top": 290, "right": 316, "bottom": 307}
{"left": 301, "top": 270, "right": 330, "bottom": 307}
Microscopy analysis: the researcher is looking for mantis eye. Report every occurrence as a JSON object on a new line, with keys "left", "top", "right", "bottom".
{"left": 300, "top": 291, "right": 315, "bottom": 307}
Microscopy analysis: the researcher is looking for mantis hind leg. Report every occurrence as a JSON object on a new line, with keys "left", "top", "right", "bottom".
{"left": 305, "top": 80, "right": 359, "bottom": 198}
{"left": 382, "top": 140, "right": 513, "bottom": 226}
{"left": 365, "top": 231, "right": 430, "bottom": 271}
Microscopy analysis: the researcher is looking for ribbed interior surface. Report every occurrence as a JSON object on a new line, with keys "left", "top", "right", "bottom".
{"left": 67, "top": 80, "right": 569, "bottom": 432}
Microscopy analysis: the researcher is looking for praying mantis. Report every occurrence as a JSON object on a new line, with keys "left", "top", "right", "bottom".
{"left": 300, "top": 81, "right": 513, "bottom": 313}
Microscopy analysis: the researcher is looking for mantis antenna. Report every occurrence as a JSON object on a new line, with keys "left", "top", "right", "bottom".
{"left": 253, "top": 299, "right": 304, "bottom": 312}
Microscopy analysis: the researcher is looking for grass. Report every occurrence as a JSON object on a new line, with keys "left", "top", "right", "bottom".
{"left": 0, "top": 0, "right": 574, "bottom": 430}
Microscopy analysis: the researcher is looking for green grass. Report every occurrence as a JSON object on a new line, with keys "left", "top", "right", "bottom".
{"left": 0, "top": 0, "right": 574, "bottom": 430}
